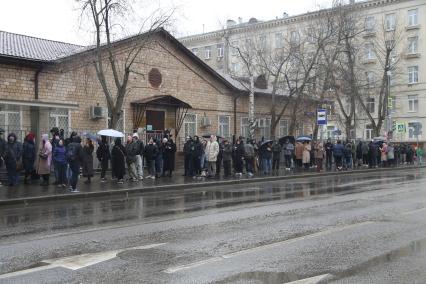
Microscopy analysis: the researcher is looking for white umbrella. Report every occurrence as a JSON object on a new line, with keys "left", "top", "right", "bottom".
{"left": 97, "top": 129, "right": 124, "bottom": 138}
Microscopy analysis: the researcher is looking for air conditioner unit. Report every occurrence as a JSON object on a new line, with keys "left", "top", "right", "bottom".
{"left": 89, "top": 106, "right": 104, "bottom": 120}
{"left": 200, "top": 117, "right": 211, "bottom": 127}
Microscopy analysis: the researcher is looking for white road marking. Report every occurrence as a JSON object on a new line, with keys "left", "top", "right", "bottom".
{"left": 164, "top": 222, "right": 373, "bottom": 273}
{"left": 286, "top": 273, "right": 333, "bottom": 284}
{"left": 0, "top": 243, "right": 166, "bottom": 279}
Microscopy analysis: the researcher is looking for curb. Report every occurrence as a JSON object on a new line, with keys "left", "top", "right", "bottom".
{"left": 1, "top": 166, "right": 424, "bottom": 206}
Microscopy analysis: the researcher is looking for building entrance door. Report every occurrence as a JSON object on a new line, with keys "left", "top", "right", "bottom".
{"left": 146, "top": 110, "right": 165, "bottom": 131}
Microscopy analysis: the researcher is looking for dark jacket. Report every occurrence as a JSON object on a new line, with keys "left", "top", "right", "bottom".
{"left": 144, "top": 143, "right": 158, "bottom": 161}
{"left": 111, "top": 141, "right": 126, "bottom": 178}
{"left": 332, "top": 143, "right": 345, "bottom": 157}
{"left": 163, "top": 140, "right": 177, "bottom": 171}
{"left": 52, "top": 145, "right": 67, "bottom": 165}
{"left": 325, "top": 142, "right": 333, "bottom": 156}
{"left": 67, "top": 137, "right": 83, "bottom": 165}
{"left": 183, "top": 139, "right": 192, "bottom": 156}
{"left": 22, "top": 140, "right": 36, "bottom": 171}
{"left": 283, "top": 143, "right": 294, "bottom": 156}
{"left": 244, "top": 143, "right": 255, "bottom": 159}
{"left": 81, "top": 144, "right": 94, "bottom": 177}
{"left": 272, "top": 143, "right": 281, "bottom": 160}
{"left": 260, "top": 145, "right": 272, "bottom": 160}
{"left": 96, "top": 141, "right": 111, "bottom": 161}
{"left": 4, "top": 134, "right": 22, "bottom": 167}
{"left": 234, "top": 142, "right": 245, "bottom": 161}
{"left": 356, "top": 142, "right": 363, "bottom": 159}
{"left": 223, "top": 143, "right": 233, "bottom": 162}
{"left": 126, "top": 142, "right": 139, "bottom": 163}
{"left": 0, "top": 136, "right": 6, "bottom": 166}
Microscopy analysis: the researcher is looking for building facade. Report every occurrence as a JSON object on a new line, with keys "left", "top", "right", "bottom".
{"left": 0, "top": 29, "right": 312, "bottom": 149}
{"left": 180, "top": 0, "right": 426, "bottom": 143}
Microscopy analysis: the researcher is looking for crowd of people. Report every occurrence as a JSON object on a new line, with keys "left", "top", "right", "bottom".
{"left": 0, "top": 127, "right": 424, "bottom": 190}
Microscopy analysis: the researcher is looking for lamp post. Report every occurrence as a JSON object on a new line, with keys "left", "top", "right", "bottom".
{"left": 385, "top": 66, "right": 392, "bottom": 142}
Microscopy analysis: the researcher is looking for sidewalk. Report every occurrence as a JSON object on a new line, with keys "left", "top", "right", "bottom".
{"left": 0, "top": 165, "right": 424, "bottom": 206}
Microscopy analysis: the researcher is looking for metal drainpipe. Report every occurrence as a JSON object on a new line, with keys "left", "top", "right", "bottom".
{"left": 34, "top": 67, "right": 43, "bottom": 100}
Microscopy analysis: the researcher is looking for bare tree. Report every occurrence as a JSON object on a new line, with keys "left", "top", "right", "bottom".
{"left": 77, "top": 0, "right": 174, "bottom": 129}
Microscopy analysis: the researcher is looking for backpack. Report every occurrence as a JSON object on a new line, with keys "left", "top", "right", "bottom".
{"left": 66, "top": 143, "right": 78, "bottom": 162}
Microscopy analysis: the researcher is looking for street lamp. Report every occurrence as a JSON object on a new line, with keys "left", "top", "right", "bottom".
{"left": 385, "top": 66, "right": 392, "bottom": 142}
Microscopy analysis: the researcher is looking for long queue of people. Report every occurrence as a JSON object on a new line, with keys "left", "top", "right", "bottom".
{"left": 1, "top": 128, "right": 424, "bottom": 189}
{"left": 0, "top": 128, "right": 177, "bottom": 191}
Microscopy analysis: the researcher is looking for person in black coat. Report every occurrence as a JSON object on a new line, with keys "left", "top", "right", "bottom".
{"left": 96, "top": 136, "right": 111, "bottom": 182}
{"left": 233, "top": 138, "right": 245, "bottom": 176}
{"left": 163, "top": 138, "right": 177, "bottom": 177}
{"left": 22, "top": 133, "right": 36, "bottom": 184}
{"left": 183, "top": 136, "right": 192, "bottom": 176}
{"left": 192, "top": 135, "right": 203, "bottom": 176}
{"left": 4, "top": 133, "right": 22, "bottom": 186}
{"left": 0, "top": 130, "right": 6, "bottom": 170}
{"left": 111, "top": 138, "right": 126, "bottom": 184}
{"left": 81, "top": 138, "right": 94, "bottom": 184}
{"left": 144, "top": 137, "right": 158, "bottom": 179}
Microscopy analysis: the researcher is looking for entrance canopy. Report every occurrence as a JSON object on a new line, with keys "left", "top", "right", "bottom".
{"left": 131, "top": 95, "right": 192, "bottom": 136}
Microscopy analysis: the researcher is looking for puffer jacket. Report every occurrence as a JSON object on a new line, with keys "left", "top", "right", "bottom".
{"left": 205, "top": 138, "right": 219, "bottom": 162}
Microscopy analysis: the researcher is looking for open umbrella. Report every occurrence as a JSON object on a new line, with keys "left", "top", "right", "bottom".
{"left": 83, "top": 132, "right": 98, "bottom": 141}
{"left": 260, "top": 139, "right": 273, "bottom": 148}
{"left": 296, "top": 136, "right": 312, "bottom": 142}
{"left": 279, "top": 135, "right": 295, "bottom": 145}
{"left": 97, "top": 129, "right": 124, "bottom": 138}
{"left": 202, "top": 134, "right": 222, "bottom": 139}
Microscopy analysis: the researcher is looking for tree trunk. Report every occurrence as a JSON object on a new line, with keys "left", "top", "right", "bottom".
{"left": 248, "top": 75, "right": 256, "bottom": 139}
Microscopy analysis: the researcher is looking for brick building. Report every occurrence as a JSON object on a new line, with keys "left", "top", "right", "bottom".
{"left": 0, "top": 29, "right": 314, "bottom": 148}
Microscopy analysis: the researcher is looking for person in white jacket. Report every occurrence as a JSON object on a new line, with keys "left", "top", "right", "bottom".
{"left": 205, "top": 135, "right": 219, "bottom": 177}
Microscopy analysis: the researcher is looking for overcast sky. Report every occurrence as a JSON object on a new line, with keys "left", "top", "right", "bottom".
{"left": 0, "top": 0, "right": 331, "bottom": 46}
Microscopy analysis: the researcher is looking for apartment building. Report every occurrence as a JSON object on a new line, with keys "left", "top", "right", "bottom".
{"left": 180, "top": 0, "right": 425, "bottom": 143}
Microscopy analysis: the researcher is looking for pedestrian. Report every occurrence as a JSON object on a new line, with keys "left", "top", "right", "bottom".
{"left": 380, "top": 142, "right": 388, "bottom": 167}
{"left": 302, "top": 141, "right": 311, "bottom": 171}
{"left": 387, "top": 143, "right": 395, "bottom": 167}
{"left": 22, "top": 133, "right": 36, "bottom": 184}
{"left": 144, "top": 137, "right": 158, "bottom": 179}
{"left": 406, "top": 144, "right": 414, "bottom": 165}
{"left": 315, "top": 142, "right": 325, "bottom": 172}
{"left": 82, "top": 138, "right": 94, "bottom": 184}
{"left": 272, "top": 141, "right": 281, "bottom": 173}
{"left": 125, "top": 135, "right": 138, "bottom": 182}
{"left": 261, "top": 142, "right": 273, "bottom": 175}
{"left": 344, "top": 142, "right": 353, "bottom": 170}
{"left": 155, "top": 138, "right": 164, "bottom": 178}
{"left": 362, "top": 141, "right": 369, "bottom": 166}
{"left": 50, "top": 127, "right": 61, "bottom": 185}
{"left": 65, "top": 131, "right": 78, "bottom": 182}
{"left": 223, "top": 139, "right": 232, "bottom": 177}
{"left": 0, "top": 130, "right": 6, "bottom": 176}
{"left": 163, "top": 137, "right": 176, "bottom": 177}
{"left": 183, "top": 136, "right": 192, "bottom": 176}
{"left": 244, "top": 139, "right": 255, "bottom": 177}
{"left": 96, "top": 136, "right": 110, "bottom": 182}
{"left": 66, "top": 135, "right": 83, "bottom": 192}
{"left": 205, "top": 135, "right": 219, "bottom": 178}
{"left": 52, "top": 138, "right": 67, "bottom": 187}
{"left": 325, "top": 138, "right": 333, "bottom": 170}
{"left": 333, "top": 140, "right": 344, "bottom": 171}
{"left": 295, "top": 141, "right": 304, "bottom": 169}
{"left": 356, "top": 141, "right": 363, "bottom": 168}
{"left": 111, "top": 137, "right": 126, "bottom": 184}
{"left": 233, "top": 137, "right": 245, "bottom": 177}
{"left": 368, "top": 141, "right": 378, "bottom": 168}
{"left": 4, "top": 133, "right": 22, "bottom": 186}
{"left": 37, "top": 134, "right": 52, "bottom": 186}
{"left": 283, "top": 140, "right": 294, "bottom": 171}
{"left": 192, "top": 136, "right": 202, "bottom": 177}
{"left": 200, "top": 139, "right": 207, "bottom": 177}
{"left": 416, "top": 146, "right": 424, "bottom": 166}
{"left": 132, "top": 133, "right": 144, "bottom": 181}
{"left": 216, "top": 139, "right": 224, "bottom": 177}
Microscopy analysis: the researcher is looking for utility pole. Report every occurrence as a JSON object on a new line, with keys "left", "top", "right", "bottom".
{"left": 385, "top": 66, "right": 392, "bottom": 142}
{"left": 248, "top": 75, "right": 256, "bottom": 140}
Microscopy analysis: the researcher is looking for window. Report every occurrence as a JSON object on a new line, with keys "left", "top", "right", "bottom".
{"left": 231, "top": 41, "right": 239, "bottom": 56}
{"left": 307, "top": 27, "right": 315, "bottom": 43}
{"left": 408, "top": 95, "right": 419, "bottom": 112}
{"left": 366, "top": 71, "right": 376, "bottom": 88}
{"left": 365, "top": 124, "right": 373, "bottom": 140}
{"left": 408, "top": 66, "right": 419, "bottom": 84}
{"left": 184, "top": 114, "right": 197, "bottom": 138}
{"left": 49, "top": 109, "right": 69, "bottom": 136}
{"left": 385, "top": 13, "right": 396, "bottom": 31}
{"left": 365, "top": 43, "right": 375, "bottom": 60}
{"left": 408, "top": 122, "right": 422, "bottom": 139}
{"left": 327, "top": 126, "right": 336, "bottom": 139}
{"left": 408, "top": 9, "right": 418, "bottom": 27}
{"left": 326, "top": 104, "right": 335, "bottom": 116}
{"left": 259, "top": 35, "right": 267, "bottom": 50}
{"left": 290, "top": 31, "right": 300, "bottom": 44}
{"left": 204, "top": 46, "right": 211, "bottom": 60}
{"left": 218, "top": 115, "right": 230, "bottom": 139}
{"left": 275, "top": 32, "right": 284, "bottom": 48}
{"left": 245, "top": 38, "right": 253, "bottom": 50}
{"left": 408, "top": 36, "right": 418, "bottom": 54}
{"left": 365, "top": 16, "right": 376, "bottom": 32}
{"left": 217, "top": 44, "right": 224, "bottom": 58}
{"left": 258, "top": 118, "right": 271, "bottom": 139}
{"left": 389, "top": 96, "right": 397, "bottom": 112}
{"left": 191, "top": 48, "right": 198, "bottom": 56}
{"left": 366, "top": 98, "right": 375, "bottom": 113}
{"left": 241, "top": 117, "right": 249, "bottom": 138}
{"left": 231, "top": 62, "right": 240, "bottom": 73}
{"left": 278, "top": 120, "right": 289, "bottom": 137}
{"left": 0, "top": 105, "right": 21, "bottom": 137}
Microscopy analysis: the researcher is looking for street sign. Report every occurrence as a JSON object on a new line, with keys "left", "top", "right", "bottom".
{"left": 317, "top": 109, "right": 327, "bottom": 125}
{"left": 397, "top": 123, "right": 406, "bottom": 133}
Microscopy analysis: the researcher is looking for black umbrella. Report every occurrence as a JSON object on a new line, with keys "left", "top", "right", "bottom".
{"left": 202, "top": 134, "right": 222, "bottom": 139}
{"left": 260, "top": 139, "right": 273, "bottom": 148}
{"left": 279, "top": 136, "right": 295, "bottom": 145}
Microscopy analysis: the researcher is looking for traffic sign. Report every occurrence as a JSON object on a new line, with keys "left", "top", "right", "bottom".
{"left": 317, "top": 109, "right": 327, "bottom": 125}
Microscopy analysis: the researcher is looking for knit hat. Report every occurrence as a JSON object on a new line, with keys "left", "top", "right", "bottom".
{"left": 132, "top": 133, "right": 139, "bottom": 139}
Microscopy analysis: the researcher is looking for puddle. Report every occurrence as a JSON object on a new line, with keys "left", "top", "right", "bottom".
{"left": 212, "top": 271, "right": 300, "bottom": 284}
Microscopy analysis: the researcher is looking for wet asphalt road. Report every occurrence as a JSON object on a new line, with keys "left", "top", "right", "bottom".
{"left": 0, "top": 168, "right": 425, "bottom": 283}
